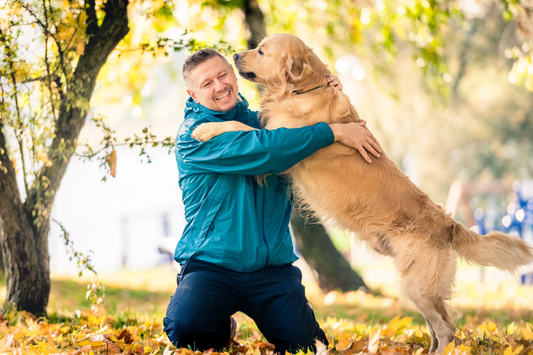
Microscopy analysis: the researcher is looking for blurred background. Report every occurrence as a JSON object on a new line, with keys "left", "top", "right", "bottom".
{"left": 45, "top": 0, "right": 533, "bottom": 277}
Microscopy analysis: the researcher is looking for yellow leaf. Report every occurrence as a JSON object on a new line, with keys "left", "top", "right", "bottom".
{"left": 106, "top": 149, "right": 117, "bottom": 177}
{"left": 88, "top": 314, "right": 99, "bottom": 327}
{"left": 91, "top": 340, "right": 106, "bottom": 350}
{"left": 77, "top": 40, "right": 85, "bottom": 56}
{"left": 78, "top": 340, "right": 90, "bottom": 347}
{"left": 61, "top": 326, "right": 71, "bottom": 333}
{"left": 336, "top": 333, "right": 353, "bottom": 351}
{"left": 11, "top": 155, "right": 16, "bottom": 170}
{"left": 38, "top": 151, "right": 53, "bottom": 167}
{"left": 62, "top": 0, "right": 69, "bottom": 8}
{"left": 0, "top": 337, "right": 7, "bottom": 352}
{"left": 504, "top": 345, "right": 523, "bottom": 355}
{"left": 144, "top": 345, "right": 152, "bottom": 353}
{"left": 78, "top": 10, "right": 88, "bottom": 27}
{"left": 46, "top": 334, "right": 56, "bottom": 349}
{"left": 442, "top": 341, "right": 455, "bottom": 355}
{"left": 487, "top": 321, "right": 497, "bottom": 333}
{"left": 385, "top": 316, "right": 413, "bottom": 336}
{"left": 414, "top": 347, "right": 425, "bottom": 355}
{"left": 457, "top": 344, "right": 472, "bottom": 354}
{"left": 153, "top": 0, "right": 164, "bottom": 10}
{"left": 507, "top": 323, "right": 517, "bottom": 335}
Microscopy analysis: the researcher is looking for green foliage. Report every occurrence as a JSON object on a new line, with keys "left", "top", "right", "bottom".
{"left": 53, "top": 219, "right": 105, "bottom": 311}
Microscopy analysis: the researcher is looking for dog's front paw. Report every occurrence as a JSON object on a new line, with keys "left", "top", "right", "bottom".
{"left": 191, "top": 123, "right": 220, "bottom": 142}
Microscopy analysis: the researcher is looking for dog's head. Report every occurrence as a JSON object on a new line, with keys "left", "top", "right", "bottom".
{"left": 233, "top": 34, "right": 330, "bottom": 99}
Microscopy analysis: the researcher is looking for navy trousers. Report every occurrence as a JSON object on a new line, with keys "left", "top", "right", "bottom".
{"left": 163, "top": 260, "right": 328, "bottom": 354}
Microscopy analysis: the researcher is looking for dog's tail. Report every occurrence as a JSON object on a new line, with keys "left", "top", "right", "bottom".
{"left": 453, "top": 225, "right": 533, "bottom": 273}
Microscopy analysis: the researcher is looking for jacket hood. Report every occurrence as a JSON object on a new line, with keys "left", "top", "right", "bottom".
{"left": 184, "top": 93, "right": 250, "bottom": 122}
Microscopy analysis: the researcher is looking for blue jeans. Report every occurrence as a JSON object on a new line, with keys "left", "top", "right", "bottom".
{"left": 163, "top": 260, "right": 328, "bottom": 354}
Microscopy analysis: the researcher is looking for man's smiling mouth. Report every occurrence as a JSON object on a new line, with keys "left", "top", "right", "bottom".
{"left": 216, "top": 90, "right": 231, "bottom": 101}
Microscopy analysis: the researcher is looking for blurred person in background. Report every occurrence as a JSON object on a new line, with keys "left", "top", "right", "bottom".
{"left": 163, "top": 48, "right": 381, "bottom": 353}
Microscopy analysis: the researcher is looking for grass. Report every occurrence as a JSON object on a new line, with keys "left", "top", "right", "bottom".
{"left": 1, "top": 261, "right": 533, "bottom": 354}
{"left": 1, "top": 259, "right": 531, "bottom": 327}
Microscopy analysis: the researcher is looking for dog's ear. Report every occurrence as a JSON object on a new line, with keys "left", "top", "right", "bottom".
{"left": 271, "top": 55, "right": 295, "bottom": 96}
{"left": 286, "top": 55, "right": 311, "bottom": 83}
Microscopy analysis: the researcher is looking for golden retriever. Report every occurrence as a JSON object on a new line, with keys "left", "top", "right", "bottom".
{"left": 191, "top": 34, "right": 533, "bottom": 353}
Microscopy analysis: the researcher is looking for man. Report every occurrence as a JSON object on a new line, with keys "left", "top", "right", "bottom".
{"left": 163, "top": 48, "right": 381, "bottom": 354}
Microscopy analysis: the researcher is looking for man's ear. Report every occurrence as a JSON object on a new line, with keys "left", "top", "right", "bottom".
{"left": 187, "top": 89, "right": 199, "bottom": 103}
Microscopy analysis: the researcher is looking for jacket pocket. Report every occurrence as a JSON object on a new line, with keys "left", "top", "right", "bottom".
{"left": 192, "top": 175, "right": 233, "bottom": 250}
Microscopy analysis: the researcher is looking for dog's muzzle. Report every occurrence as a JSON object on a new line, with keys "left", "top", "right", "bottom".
{"left": 238, "top": 71, "right": 256, "bottom": 81}
{"left": 233, "top": 52, "right": 257, "bottom": 81}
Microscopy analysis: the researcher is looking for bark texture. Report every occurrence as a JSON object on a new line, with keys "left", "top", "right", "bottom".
{"left": 243, "top": 0, "right": 266, "bottom": 49}
{"left": 240, "top": 0, "right": 368, "bottom": 293}
{"left": 0, "top": 0, "right": 130, "bottom": 315}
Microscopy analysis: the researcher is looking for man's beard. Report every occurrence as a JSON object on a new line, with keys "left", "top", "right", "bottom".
{"left": 219, "top": 95, "right": 242, "bottom": 113}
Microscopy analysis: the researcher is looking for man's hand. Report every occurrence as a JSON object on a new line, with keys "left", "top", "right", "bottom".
{"left": 326, "top": 75, "right": 343, "bottom": 91}
{"left": 329, "top": 121, "right": 382, "bottom": 163}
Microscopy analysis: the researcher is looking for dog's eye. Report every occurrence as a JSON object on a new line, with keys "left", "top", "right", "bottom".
{"left": 258, "top": 49, "right": 264, "bottom": 56}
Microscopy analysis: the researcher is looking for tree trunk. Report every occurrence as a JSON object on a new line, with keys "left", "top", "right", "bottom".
{"left": 0, "top": 0, "right": 130, "bottom": 315}
{"left": 290, "top": 209, "right": 368, "bottom": 292}
{"left": 240, "top": 1, "right": 368, "bottom": 293}
{"left": 243, "top": 0, "right": 266, "bottom": 49}
{"left": 0, "top": 122, "right": 49, "bottom": 315}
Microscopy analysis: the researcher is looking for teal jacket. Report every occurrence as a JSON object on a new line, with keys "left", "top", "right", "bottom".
{"left": 174, "top": 95, "right": 335, "bottom": 272}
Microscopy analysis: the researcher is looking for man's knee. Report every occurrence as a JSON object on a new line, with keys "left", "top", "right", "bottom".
{"left": 163, "top": 304, "right": 230, "bottom": 350}
{"left": 163, "top": 310, "right": 194, "bottom": 347}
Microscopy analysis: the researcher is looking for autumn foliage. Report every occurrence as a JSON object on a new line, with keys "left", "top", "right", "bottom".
{"left": 1, "top": 303, "right": 533, "bottom": 355}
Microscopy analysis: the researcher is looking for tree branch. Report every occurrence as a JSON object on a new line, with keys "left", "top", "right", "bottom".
{"left": 20, "top": 2, "right": 68, "bottom": 80}
{"left": 25, "top": 0, "right": 130, "bottom": 225}
{"left": 8, "top": 63, "right": 30, "bottom": 197}
{"left": 85, "top": 0, "right": 99, "bottom": 36}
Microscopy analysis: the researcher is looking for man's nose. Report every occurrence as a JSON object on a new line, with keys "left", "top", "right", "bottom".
{"left": 233, "top": 53, "right": 239, "bottom": 62}
{"left": 214, "top": 79, "right": 224, "bottom": 91}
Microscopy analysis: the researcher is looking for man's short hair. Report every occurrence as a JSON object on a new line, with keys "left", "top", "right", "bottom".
{"left": 182, "top": 49, "right": 231, "bottom": 90}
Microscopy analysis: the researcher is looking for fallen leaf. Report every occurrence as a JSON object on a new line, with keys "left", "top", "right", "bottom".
{"left": 106, "top": 149, "right": 117, "bottom": 177}
{"left": 442, "top": 341, "right": 455, "bottom": 355}
{"left": 368, "top": 330, "right": 381, "bottom": 353}
{"left": 504, "top": 345, "right": 524, "bottom": 355}
{"left": 316, "top": 340, "right": 329, "bottom": 355}
{"left": 336, "top": 333, "right": 354, "bottom": 351}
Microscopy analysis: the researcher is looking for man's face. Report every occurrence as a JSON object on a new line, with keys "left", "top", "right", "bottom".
{"left": 187, "top": 56, "right": 240, "bottom": 112}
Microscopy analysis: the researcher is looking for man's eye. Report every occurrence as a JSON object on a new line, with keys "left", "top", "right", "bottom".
{"left": 220, "top": 73, "right": 227, "bottom": 78}
{"left": 203, "top": 82, "right": 211, "bottom": 88}
{"left": 258, "top": 49, "right": 264, "bottom": 56}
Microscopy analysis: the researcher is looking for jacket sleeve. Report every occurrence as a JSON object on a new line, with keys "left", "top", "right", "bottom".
{"left": 176, "top": 120, "right": 334, "bottom": 176}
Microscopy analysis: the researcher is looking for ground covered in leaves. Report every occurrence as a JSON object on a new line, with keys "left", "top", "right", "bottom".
{"left": 0, "top": 264, "right": 532, "bottom": 355}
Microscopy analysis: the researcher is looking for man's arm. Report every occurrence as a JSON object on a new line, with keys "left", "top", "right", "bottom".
{"left": 177, "top": 120, "right": 335, "bottom": 176}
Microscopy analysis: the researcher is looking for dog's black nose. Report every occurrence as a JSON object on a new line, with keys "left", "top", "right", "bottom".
{"left": 233, "top": 53, "right": 240, "bottom": 61}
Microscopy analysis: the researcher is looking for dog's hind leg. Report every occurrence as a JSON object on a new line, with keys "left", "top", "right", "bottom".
{"left": 423, "top": 316, "right": 438, "bottom": 353}
{"left": 395, "top": 244, "right": 457, "bottom": 353}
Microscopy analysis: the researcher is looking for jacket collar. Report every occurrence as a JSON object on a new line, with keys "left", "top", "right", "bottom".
{"left": 185, "top": 93, "right": 249, "bottom": 122}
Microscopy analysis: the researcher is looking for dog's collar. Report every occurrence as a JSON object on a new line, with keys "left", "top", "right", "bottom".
{"left": 292, "top": 84, "right": 327, "bottom": 95}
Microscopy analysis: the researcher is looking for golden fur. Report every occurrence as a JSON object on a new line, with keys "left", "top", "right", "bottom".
{"left": 192, "top": 34, "right": 533, "bottom": 353}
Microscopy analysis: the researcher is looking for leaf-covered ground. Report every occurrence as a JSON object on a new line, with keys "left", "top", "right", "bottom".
{"left": 1, "top": 263, "right": 532, "bottom": 355}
